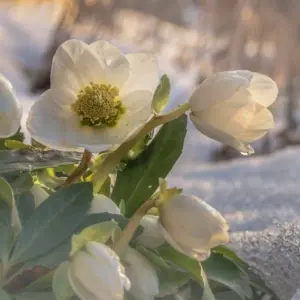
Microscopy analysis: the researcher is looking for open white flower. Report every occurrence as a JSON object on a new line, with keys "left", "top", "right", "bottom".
{"left": 0, "top": 74, "right": 22, "bottom": 138}
{"left": 27, "top": 39, "right": 160, "bottom": 152}
{"left": 158, "top": 195, "right": 229, "bottom": 262}
{"left": 189, "top": 70, "right": 278, "bottom": 155}
{"left": 68, "top": 241, "right": 131, "bottom": 300}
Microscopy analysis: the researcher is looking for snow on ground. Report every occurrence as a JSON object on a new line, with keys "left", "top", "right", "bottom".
{"left": 1, "top": 1, "right": 300, "bottom": 235}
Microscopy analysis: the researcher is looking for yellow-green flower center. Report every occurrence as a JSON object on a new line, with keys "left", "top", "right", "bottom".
{"left": 72, "top": 82, "right": 126, "bottom": 127}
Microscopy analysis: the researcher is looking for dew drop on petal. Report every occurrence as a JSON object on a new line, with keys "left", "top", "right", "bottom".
{"left": 240, "top": 145, "right": 255, "bottom": 156}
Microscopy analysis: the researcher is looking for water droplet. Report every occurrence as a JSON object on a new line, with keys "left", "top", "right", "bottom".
{"left": 240, "top": 145, "right": 255, "bottom": 156}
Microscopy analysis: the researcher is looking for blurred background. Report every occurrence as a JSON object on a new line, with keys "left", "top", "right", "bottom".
{"left": 1, "top": 0, "right": 300, "bottom": 231}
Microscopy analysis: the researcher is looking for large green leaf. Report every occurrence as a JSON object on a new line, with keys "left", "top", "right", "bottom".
{"left": 214, "top": 246, "right": 278, "bottom": 298}
{"left": 112, "top": 115, "right": 187, "bottom": 217}
{"left": 0, "top": 149, "right": 81, "bottom": 174}
{"left": 10, "top": 183, "right": 93, "bottom": 264}
{"left": 203, "top": 253, "right": 252, "bottom": 300}
{"left": 15, "top": 192, "right": 35, "bottom": 225}
{"left": 157, "top": 247, "right": 215, "bottom": 300}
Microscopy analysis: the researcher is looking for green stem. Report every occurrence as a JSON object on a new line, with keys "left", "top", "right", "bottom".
{"left": 92, "top": 102, "right": 190, "bottom": 192}
{"left": 113, "top": 199, "right": 156, "bottom": 256}
{"left": 59, "top": 149, "right": 92, "bottom": 188}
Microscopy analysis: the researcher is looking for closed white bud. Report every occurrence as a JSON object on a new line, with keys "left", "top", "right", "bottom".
{"left": 87, "top": 194, "right": 120, "bottom": 215}
{"left": 0, "top": 73, "right": 22, "bottom": 138}
{"left": 123, "top": 247, "right": 159, "bottom": 300}
{"left": 189, "top": 70, "right": 278, "bottom": 155}
{"left": 68, "top": 241, "right": 131, "bottom": 300}
{"left": 136, "top": 215, "right": 165, "bottom": 249}
{"left": 158, "top": 195, "right": 229, "bottom": 261}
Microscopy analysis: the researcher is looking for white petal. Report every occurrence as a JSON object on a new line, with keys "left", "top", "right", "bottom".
{"left": 90, "top": 40, "right": 130, "bottom": 87}
{"left": 75, "top": 46, "right": 108, "bottom": 87}
{"left": 121, "top": 53, "right": 160, "bottom": 96}
{"left": 136, "top": 215, "right": 165, "bottom": 249}
{"left": 249, "top": 72, "right": 278, "bottom": 107}
{"left": 0, "top": 74, "right": 22, "bottom": 138}
{"left": 159, "top": 223, "right": 211, "bottom": 262}
{"left": 123, "top": 248, "right": 159, "bottom": 300}
{"left": 51, "top": 39, "right": 88, "bottom": 91}
{"left": 88, "top": 194, "right": 120, "bottom": 215}
{"left": 26, "top": 88, "right": 81, "bottom": 151}
{"left": 70, "top": 250, "right": 124, "bottom": 300}
{"left": 188, "top": 71, "right": 249, "bottom": 112}
{"left": 190, "top": 113, "right": 254, "bottom": 154}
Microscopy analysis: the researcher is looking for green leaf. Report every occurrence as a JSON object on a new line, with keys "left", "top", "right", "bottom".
{"left": 112, "top": 115, "right": 187, "bottom": 217}
{"left": 10, "top": 173, "right": 34, "bottom": 195}
{"left": 152, "top": 74, "right": 171, "bottom": 114}
{"left": 119, "top": 199, "right": 126, "bottom": 215}
{"left": 0, "top": 176, "right": 15, "bottom": 208}
{"left": 158, "top": 268, "right": 190, "bottom": 297}
{"left": 215, "top": 291, "right": 243, "bottom": 300}
{"left": 0, "top": 149, "right": 81, "bottom": 174}
{"left": 203, "top": 253, "right": 252, "bottom": 299}
{"left": 52, "top": 262, "right": 73, "bottom": 300}
{"left": 214, "top": 246, "right": 278, "bottom": 298}
{"left": 15, "top": 192, "right": 35, "bottom": 225}
{"left": 20, "top": 269, "right": 55, "bottom": 293}
{"left": 0, "top": 288, "right": 12, "bottom": 300}
{"left": 157, "top": 247, "right": 215, "bottom": 300}
{"left": 0, "top": 177, "right": 21, "bottom": 236}
{"left": 4, "top": 140, "right": 30, "bottom": 150}
{"left": 10, "top": 183, "right": 93, "bottom": 264}
{"left": 14, "top": 292, "right": 55, "bottom": 300}
{"left": 9, "top": 240, "right": 70, "bottom": 280}
{"left": 98, "top": 176, "right": 111, "bottom": 197}
{"left": 0, "top": 225, "right": 15, "bottom": 265}
{"left": 70, "top": 221, "right": 117, "bottom": 257}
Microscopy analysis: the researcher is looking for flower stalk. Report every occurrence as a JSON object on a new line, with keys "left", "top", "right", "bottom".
{"left": 113, "top": 199, "right": 156, "bottom": 256}
{"left": 60, "top": 149, "right": 92, "bottom": 188}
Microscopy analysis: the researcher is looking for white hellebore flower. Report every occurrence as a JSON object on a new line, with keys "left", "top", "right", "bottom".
{"left": 68, "top": 241, "right": 131, "bottom": 300}
{"left": 88, "top": 194, "right": 120, "bottom": 215}
{"left": 189, "top": 70, "right": 278, "bottom": 155}
{"left": 136, "top": 215, "right": 165, "bottom": 249}
{"left": 0, "top": 73, "right": 22, "bottom": 138}
{"left": 27, "top": 39, "right": 160, "bottom": 152}
{"left": 158, "top": 195, "right": 229, "bottom": 261}
{"left": 123, "top": 247, "right": 159, "bottom": 300}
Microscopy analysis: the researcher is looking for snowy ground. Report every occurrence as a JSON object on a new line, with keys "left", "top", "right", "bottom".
{"left": 1, "top": 1, "right": 300, "bottom": 235}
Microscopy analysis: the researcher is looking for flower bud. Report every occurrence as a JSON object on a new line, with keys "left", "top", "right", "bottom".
{"left": 68, "top": 241, "right": 131, "bottom": 300}
{"left": 188, "top": 70, "right": 278, "bottom": 155}
{"left": 0, "top": 73, "right": 22, "bottom": 138}
{"left": 123, "top": 247, "right": 159, "bottom": 300}
{"left": 136, "top": 215, "right": 165, "bottom": 249}
{"left": 87, "top": 194, "right": 120, "bottom": 215}
{"left": 158, "top": 195, "right": 229, "bottom": 261}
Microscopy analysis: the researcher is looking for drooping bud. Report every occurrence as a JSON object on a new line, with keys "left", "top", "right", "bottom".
{"left": 158, "top": 195, "right": 229, "bottom": 261}
{"left": 189, "top": 70, "right": 278, "bottom": 155}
